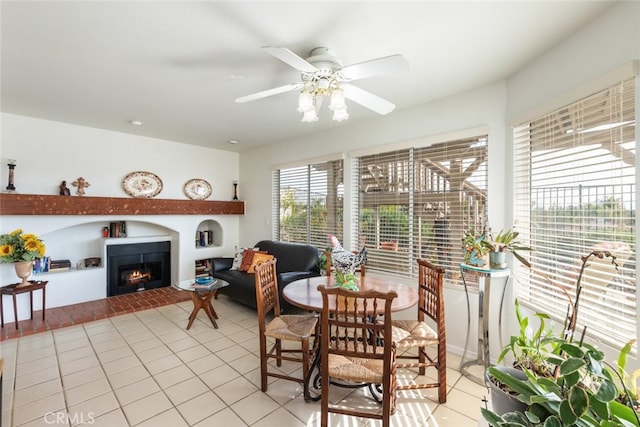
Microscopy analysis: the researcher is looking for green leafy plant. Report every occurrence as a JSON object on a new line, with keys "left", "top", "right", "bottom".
{"left": 334, "top": 270, "right": 359, "bottom": 291}
{"left": 0, "top": 229, "right": 46, "bottom": 263}
{"left": 482, "top": 228, "right": 532, "bottom": 268}
{"left": 483, "top": 338, "right": 639, "bottom": 427}
{"left": 462, "top": 227, "right": 489, "bottom": 265}
{"left": 496, "top": 299, "right": 558, "bottom": 377}
{"left": 614, "top": 340, "right": 640, "bottom": 414}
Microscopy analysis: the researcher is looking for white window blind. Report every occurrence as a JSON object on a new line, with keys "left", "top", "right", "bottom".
{"left": 514, "top": 78, "right": 636, "bottom": 346}
{"left": 273, "top": 160, "right": 344, "bottom": 250}
{"left": 352, "top": 136, "right": 488, "bottom": 278}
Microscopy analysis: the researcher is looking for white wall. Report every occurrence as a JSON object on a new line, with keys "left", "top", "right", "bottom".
{"left": 0, "top": 113, "right": 240, "bottom": 320}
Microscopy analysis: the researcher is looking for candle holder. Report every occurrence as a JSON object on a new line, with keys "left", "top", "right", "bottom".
{"left": 232, "top": 181, "right": 239, "bottom": 200}
{"left": 5, "top": 159, "right": 16, "bottom": 192}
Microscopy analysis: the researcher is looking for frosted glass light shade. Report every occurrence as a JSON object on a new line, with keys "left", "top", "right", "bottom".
{"left": 297, "top": 92, "right": 314, "bottom": 112}
{"left": 301, "top": 109, "right": 318, "bottom": 122}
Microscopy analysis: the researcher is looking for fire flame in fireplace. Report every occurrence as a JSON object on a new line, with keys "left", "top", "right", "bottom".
{"left": 126, "top": 270, "right": 152, "bottom": 285}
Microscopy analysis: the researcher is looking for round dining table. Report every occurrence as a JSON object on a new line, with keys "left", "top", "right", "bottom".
{"left": 282, "top": 275, "right": 419, "bottom": 401}
{"left": 283, "top": 275, "right": 418, "bottom": 313}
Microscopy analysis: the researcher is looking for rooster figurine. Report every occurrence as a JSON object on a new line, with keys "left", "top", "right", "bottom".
{"left": 328, "top": 234, "right": 367, "bottom": 275}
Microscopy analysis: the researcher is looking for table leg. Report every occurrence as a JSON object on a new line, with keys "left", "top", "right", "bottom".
{"left": 1, "top": 295, "right": 4, "bottom": 328}
{"left": 478, "top": 275, "right": 490, "bottom": 368}
{"left": 12, "top": 295, "right": 18, "bottom": 330}
{"left": 42, "top": 287, "right": 46, "bottom": 321}
{"left": 186, "top": 291, "right": 219, "bottom": 330}
{"left": 29, "top": 289, "right": 34, "bottom": 320}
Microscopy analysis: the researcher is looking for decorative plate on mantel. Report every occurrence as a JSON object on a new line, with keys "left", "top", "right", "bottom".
{"left": 121, "top": 171, "right": 163, "bottom": 198}
{"left": 183, "top": 178, "right": 212, "bottom": 200}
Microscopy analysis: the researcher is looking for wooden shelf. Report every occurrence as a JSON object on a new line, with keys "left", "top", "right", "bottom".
{"left": 0, "top": 193, "right": 245, "bottom": 215}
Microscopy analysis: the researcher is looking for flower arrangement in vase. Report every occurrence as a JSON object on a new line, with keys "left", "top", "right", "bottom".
{"left": 0, "top": 229, "right": 46, "bottom": 286}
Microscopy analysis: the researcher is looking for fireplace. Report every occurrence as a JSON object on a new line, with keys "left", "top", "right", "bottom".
{"left": 107, "top": 241, "right": 171, "bottom": 296}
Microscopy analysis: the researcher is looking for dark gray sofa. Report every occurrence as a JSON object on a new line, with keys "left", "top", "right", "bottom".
{"left": 212, "top": 240, "right": 321, "bottom": 312}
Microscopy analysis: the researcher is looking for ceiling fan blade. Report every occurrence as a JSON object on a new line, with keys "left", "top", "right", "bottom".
{"left": 235, "top": 83, "right": 301, "bottom": 103}
{"left": 341, "top": 54, "right": 409, "bottom": 81}
{"left": 343, "top": 84, "right": 396, "bottom": 115}
{"left": 262, "top": 46, "right": 317, "bottom": 73}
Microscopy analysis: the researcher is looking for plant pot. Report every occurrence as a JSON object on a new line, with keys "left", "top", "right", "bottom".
{"left": 14, "top": 260, "right": 34, "bottom": 287}
{"left": 486, "top": 366, "right": 528, "bottom": 416}
{"left": 489, "top": 251, "right": 507, "bottom": 269}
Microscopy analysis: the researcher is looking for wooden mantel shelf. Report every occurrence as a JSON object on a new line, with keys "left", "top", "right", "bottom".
{"left": 0, "top": 193, "right": 245, "bottom": 215}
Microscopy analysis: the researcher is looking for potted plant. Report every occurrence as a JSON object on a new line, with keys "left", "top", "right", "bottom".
{"left": 482, "top": 228, "right": 532, "bottom": 269}
{"left": 462, "top": 227, "right": 489, "bottom": 267}
{"left": 482, "top": 250, "right": 640, "bottom": 426}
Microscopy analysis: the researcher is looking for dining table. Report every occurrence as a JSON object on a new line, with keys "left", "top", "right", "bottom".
{"left": 282, "top": 275, "right": 419, "bottom": 401}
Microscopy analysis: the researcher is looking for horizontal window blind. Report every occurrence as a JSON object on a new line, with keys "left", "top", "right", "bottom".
{"left": 273, "top": 160, "right": 343, "bottom": 250}
{"left": 353, "top": 136, "right": 488, "bottom": 278}
{"left": 514, "top": 78, "right": 636, "bottom": 346}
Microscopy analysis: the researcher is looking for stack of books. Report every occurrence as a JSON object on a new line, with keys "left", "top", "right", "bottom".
{"left": 190, "top": 277, "right": 217, "bottom": 290}
{"left": 50, "top": 259, "right": 72, "bottom": 272}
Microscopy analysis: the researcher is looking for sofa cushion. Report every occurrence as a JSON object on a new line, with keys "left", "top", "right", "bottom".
{"left": 247, "top": 253, "right": 275, "bottom": 273}
{"left": 239, "top": 249, "right": 266, "bottom": 272}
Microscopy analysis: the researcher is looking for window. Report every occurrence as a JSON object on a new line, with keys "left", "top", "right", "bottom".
{"left": 273, "top": 159, "right": 344, "bottom": 249}
{"left": 514, "top": 78, "right": 636, "bottom": 346}
{"left": 352, "top": 136, "right": 488, "bottom": 278}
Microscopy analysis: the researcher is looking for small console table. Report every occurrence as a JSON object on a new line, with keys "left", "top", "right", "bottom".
{"left": 0, "top": 280, "right": 48, "bottom": 329}
{"left": 459, "top": 264, "right": 510, "bottom": 384}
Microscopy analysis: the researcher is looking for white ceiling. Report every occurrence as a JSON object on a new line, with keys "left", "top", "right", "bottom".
{"left": 1, "top": 1, "right": 615, "bottom": 152}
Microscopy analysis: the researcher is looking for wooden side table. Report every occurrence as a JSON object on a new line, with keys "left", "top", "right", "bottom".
{"left": 0, "top": 280, "right": 48, "bottom": 329}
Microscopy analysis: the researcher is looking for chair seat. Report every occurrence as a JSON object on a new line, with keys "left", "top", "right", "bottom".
{"left": 327, "top": 354, "right": 385, "bottom": 384}
{"left": 391, "top": 320, "right": 438, "bottom": 349}
{"left": 265, "top": 314, "right": 318, "bottom": 341}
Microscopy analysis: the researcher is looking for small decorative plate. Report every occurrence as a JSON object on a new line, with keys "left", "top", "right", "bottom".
{"left": 122, "top": 171, "right": 163, "bottom": 198}
{"left": 183, "top": 179, "right": 212, "bottom": 200}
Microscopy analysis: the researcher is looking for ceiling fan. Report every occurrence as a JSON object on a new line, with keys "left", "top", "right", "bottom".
{"left": 235, "top": 46, "right": 409, "bottom": 122}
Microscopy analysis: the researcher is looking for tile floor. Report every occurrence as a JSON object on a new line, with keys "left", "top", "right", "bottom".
{"left": 0, "top": 288, "right": 490, "bottom": 426}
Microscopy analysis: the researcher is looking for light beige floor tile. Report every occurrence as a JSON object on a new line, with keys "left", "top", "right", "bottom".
{"left": 153, "top": 364, "right": 195, "bottom": 389}
{"left": 58, "top": 354, "right": 100, "bottom": 376}
{"left": 15, "top": 354, "right": 59, "bottom": 377}
{"left": 165, "top": 336, "right": 200, "bottom": 353}
{"left": 174, "top": 344, "right": 211, "bottom": 363}
{"left": 67, "top": 391, "right": 120, "bottom": 421}
{"left": 13, "top": 377, "right": 63, "bottom": 407}
{"left": 431, "top": 404, "right": 478, "bottom": 427}
{"left": 89, "top": 337, "right": 128, "bottom": 354}
{"left": 136, "top": 344, "right": 173, "bottom": 364}
{"left": 12, "top": 392, "right": 65, "bottom": 426}
{"left": 135, "top": 408, "right": 189, "bottom": 427}
{"left": 186, "top": 353, "right": 225, "bottom": 375}
{"left": 203, "top": 336, "right": 236, "bottom": 353}
{"left": 64, "top": 377, "right": 112, "bottom": 407}
{"left": 251, "top": 407, "right": 305, "bottom": 427}
{"left": 211, "top": 375, "right": 256, "bottom": 406}
{"left": 61, "top": 365, "right": 105, "bottom": 389}
{"left": 128, "top": 336, "right": 164, "bottom": 353}
{"left": 230, "top": 391, "right": 281, "bottom": 425}
{"left": 443, "top": 388, "right": 484, "bottom": 421}
{"left": 106, "top": 365, "right": 151, "bottom": 389}
{"left": 94, "top": 344, "right": 134, "bottom": 364}
{"left": 14, "top": 365, "right": 60, "bottom": 390}
{"left": 226, "top": 352, "right": 260, "bottom": 375}
{"left": 86, "top": 408, "right": 128, "bottom": 427}
{"left": 145, "top": 354, "right": 183, "bottom": 375}
{"left": 54, "top": 336, "right": 91, "bottom": 354}
{"left": 164, "top": 376, "right": 209, "bottom": 405}
{"left": 57, "top": 345, "right": 96, "bottom": 364}
{"left": 122, "top": 391, "right": 173, "bottom": 426}
{"left": 193, "top": 407, "right": 247, "bottom": 427}
{"left": 113, "top": 376, "right": 161, "bottom": 406}
{"left": 101, "top": 354, "right": 142, "bottom": 376}
{"left": 215, "top": 344, "right": 252, "bottom": 364}
{"left": 176, "top": 390, "right": 227, "bottom": 425}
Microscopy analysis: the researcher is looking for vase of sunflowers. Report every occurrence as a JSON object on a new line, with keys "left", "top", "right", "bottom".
{"left": 0, "top": 229, "right": 46, "bottom": 287}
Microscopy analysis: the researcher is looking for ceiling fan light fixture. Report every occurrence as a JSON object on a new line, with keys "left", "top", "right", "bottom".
{"left": 297, "top": 91, "right": 314, "bottom": 113}
{"left": 329, "top": 88, "right": 346, "bottom": 111}
{"left": 332, "top": 108, "right": 349, "bottom": 122}
{"left": 301, "top": 109, "right": 318, "bottom": 123}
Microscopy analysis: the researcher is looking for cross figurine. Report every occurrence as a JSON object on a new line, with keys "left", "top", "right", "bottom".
{"left": 72, "top": 177, "right": 91, "bottom": 196}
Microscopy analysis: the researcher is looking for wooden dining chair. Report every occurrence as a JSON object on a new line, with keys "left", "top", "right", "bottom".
{"left": 391, "top": 258, "right": 447, "bottom": 403}
{"left": 323, "top": 250, "right": 365, "bottom": 277}
{"left": 254, "top": 258, "right": 318, "bottom": 397}
{"left": 318, "top": 286, "right": 398, "bottom": 427}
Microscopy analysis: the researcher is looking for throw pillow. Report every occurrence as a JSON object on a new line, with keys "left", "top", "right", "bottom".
{"left": 247, "top": 253, "right": 275, "bottom": 274}
{"left": 231, "top": 246, "right": 258, "bottom": 270}
{"left": 239, "top": 249, "right": 266, "bottom": 272}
